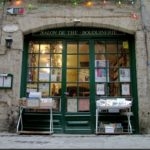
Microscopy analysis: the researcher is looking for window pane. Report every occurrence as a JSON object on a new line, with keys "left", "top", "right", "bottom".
{"left": 40, "top": 44, "right": 50, "bottom": 53}
{"left": 78, "top": 83, "right": 89, "bottom": 97}
{"left": 29, "top": 43, "right": 39, "bottom": 53}
{"left": 39, "top": 54, "right": 50, "bottom": 67}
{"left": 67, "top": 43, "right": 77, "bottom": 54}
{"left": 51, "top": 68, "right": 61, "bottom": 82}
{"left": 39, "top": 68, "right": 50, "bottom": 82}
{"left": 67, "top": 69, "right": 77, "bottom": 82}
{"left": 66, "top": 83, "right": 77, "bottom": 97}
{"left": 106, "top": 42, "right": 117, "bottom": 53}
{"left": 28, "top": 54, "right": 39, "bottom": 67}
{"left": 39, "top": 83, "right": 49, "bottom": 97}
{"left": 67, "top": 55, "right": 77, "bottom": 68}
{"left": 79, "top": 55, "right": 89, "bottom": 67}
{"left": 51, "top": 54, "right": 62, "bottom": 67}
{"left": 79, "top": 69, "right": 89, "bottom": 82}
{"left": 79, "top": 42, "right": 89, "bottom": 53}
{"left": 108, "top": 83, "right": 120, "bottom": 96}
{"left": 95, "top": 41, "right": 105, "bottom": 53}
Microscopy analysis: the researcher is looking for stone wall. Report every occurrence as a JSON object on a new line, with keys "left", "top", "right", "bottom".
{"left": 0, "top": 0, "right": 150, "bottom": 133}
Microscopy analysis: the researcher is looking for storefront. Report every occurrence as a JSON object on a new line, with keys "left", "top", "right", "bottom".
{"left": 19, "top": 27, "right": 139, "bottom": 134}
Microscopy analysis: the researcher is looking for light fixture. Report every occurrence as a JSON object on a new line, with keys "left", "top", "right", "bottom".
{"left": 73, "top": 18, "right": 81, "bottom": 25}
{"left": 5, "top": 35, "right": 13, "bottom": 49}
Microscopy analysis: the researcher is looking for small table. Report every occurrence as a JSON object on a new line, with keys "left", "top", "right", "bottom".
{"left": 16, "top": 106, "right": 53, "bottom": 135}
{"left": 96, "top": 104, "right": 133, "bottom": 134}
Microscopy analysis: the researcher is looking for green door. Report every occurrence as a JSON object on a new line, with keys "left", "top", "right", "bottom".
{"left": 61, "top": 40, "right": 94, "bottom": 134}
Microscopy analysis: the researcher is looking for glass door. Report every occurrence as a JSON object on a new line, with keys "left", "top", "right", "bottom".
{"left": 63, "top": 41, "right": 92, "bottom": 133}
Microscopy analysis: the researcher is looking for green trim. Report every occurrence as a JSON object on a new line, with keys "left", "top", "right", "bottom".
{"left": 129, "top": 37, "right": 139, "bottom": 133}
{"left": 21, "top": 27, "right": 138, "bottom": 134}
{"left": 20, "top": 40, "right": 29, "bottom": 97}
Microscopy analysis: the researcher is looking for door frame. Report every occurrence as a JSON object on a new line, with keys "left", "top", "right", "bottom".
{"left": 21, "top": 27, "right": 139, "bottom": 134}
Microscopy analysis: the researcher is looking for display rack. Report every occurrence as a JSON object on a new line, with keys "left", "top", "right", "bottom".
{"left": 17, "top": 98, "right": 53, "bottom": 135}
{"left": 95, "top": 98, "right": 133, "bottom": 135}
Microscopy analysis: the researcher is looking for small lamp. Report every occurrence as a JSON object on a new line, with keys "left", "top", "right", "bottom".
{"left": 5, "top": 35, "right": 13, "bottom": 49}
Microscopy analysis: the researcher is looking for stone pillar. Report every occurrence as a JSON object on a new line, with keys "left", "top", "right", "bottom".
{"left": 136, "top": 30, "right": 150, "bottom": 133}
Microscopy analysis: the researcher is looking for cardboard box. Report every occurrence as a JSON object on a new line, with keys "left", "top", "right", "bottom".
{"left": 27, "top": 98, "right": 40, "bottom": 107}
{"left": 105, "top": 125, "right": 115, "bottom": 133}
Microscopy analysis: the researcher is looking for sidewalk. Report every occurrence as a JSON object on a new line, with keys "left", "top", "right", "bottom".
{"left": 0, "top": 132, "right": 150, "bottom": 149}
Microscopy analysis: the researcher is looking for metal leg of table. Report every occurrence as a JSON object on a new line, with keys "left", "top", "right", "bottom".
{"left": 49, "top": 108, "right": 53, "bottom": 134}
{"left": 127, "top": 113, "right": 133, "bottom": 133}
{"left": 16, "top": 107, "right": 23, "bottom": 133}
{"left": 96, "top": 109, "right": 98, "bottom": 134}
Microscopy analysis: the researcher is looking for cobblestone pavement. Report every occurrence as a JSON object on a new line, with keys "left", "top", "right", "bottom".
{"left": 0, "top": 132, "right": 150, "bottom": 149}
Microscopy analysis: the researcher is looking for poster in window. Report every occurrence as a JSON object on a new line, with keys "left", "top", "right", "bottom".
{"left": 95, "top": 60, "right": 106, "bottom": 67}
{"left": 67, "top": 98, "right": 77, "bottom": 112}
{"left": 96, "top": 83, "right": 105, "bottom": 95}
{"left": 119, "top": 68, "right": 130, "bottom": 82}
{"left": 95, "top": 69, "right": 107, "bottom": 82}
{"left": 121, "top": 84, "right": 130, "bottom": 95}
{"left": 78, "top": 99, "right": 89, "bottom": 111}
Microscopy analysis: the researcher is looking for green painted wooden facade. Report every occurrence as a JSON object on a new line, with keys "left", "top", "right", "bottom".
{"left": 20, "top": 27, "right": 139, "bottom": 134}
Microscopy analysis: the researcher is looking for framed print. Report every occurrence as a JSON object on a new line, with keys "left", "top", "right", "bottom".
{"left": 3, "top": 76, "right": 12, "bottom": 87}
{"left": 78, "top": 99, "right": 89, "bottom": 112}
{"left": 67, "top": 98, "right": 77, "bottom": 112}
{"left": 96, "top": 83, "right": 105, "bottom": 95}
{"left": 95, "top": 68, "right": 107, "bottom": 82}
{"left": 0, "top": 74, "right": 13, "bottom": 89}
{"left": 121, "top": 83, "right": 130, "bottom": 95}
{"left": 95, "top": 60, "right": 109, "bottom": 67}
{"left": 119, "top": 68, "right": 130, "bottom": 82}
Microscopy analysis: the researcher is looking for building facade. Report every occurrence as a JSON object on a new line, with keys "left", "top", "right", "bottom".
{"left": 0, "top": 0, "right": 150, "bottom": 134}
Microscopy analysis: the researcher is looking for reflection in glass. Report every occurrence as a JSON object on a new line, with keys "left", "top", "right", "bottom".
{"left": 67, "top": 69, "right": 77, "bottom": 82}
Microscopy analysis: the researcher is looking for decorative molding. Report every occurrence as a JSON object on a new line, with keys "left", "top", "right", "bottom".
{"left": 2, "top": 24, "right": 19, "bottom": 33}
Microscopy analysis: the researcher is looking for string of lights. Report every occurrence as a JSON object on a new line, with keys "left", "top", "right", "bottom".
{"left": 0, "top": 0, "right": 139, "bottom": 20}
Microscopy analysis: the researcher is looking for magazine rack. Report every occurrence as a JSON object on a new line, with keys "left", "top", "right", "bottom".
{"left": 17, "top": 98, "right": 53, "bottom": 135}
{"left": 95, "top": 98, "right": 133, "bottom": 134}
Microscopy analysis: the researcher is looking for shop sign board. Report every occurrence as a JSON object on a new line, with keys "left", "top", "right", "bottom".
{"left": 7, "top": 7, "right": 25, "bottom": 15}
